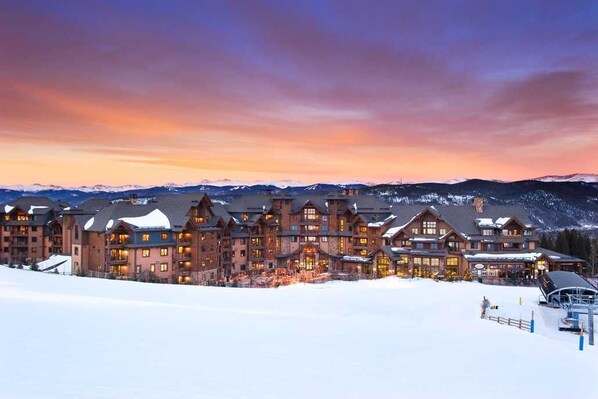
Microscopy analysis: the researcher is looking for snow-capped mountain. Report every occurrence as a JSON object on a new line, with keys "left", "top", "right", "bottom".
{"left": 531, "top": 173, "right": 598, "bottom": 183}
{"left": 1, "top": 177, "right": 597, "bottom": 232}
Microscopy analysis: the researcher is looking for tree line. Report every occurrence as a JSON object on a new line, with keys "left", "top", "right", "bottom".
{"left": 540, "top": 229, "right": 597, "bottom": 275}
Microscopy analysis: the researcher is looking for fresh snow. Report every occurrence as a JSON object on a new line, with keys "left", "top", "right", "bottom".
{"left": 27, "top": 205, "right": 49, "bottom": 214}
{"left": 105, "top": 219, "right": 114, "bottom": 230}
{"left": 4, "top": 205, "right": 14, "bottom": 213}
{"left": 36, "top": 254, "right": 72, "bottom": 274}
{"left": 532, "top": 173, "right": 598, "bottom": 183}
{"left": 119, "top": 209, "right": 170, "bottom": 229}
{"left": 0, "top": 268, "right": 595, "bottom": 399}
{"left": 83, "top": 217, "right": 95, "bottom": 230}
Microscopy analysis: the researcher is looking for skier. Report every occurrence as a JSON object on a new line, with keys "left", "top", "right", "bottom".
{"left": 481, "top": 296, "right": 490, "bottom": 318}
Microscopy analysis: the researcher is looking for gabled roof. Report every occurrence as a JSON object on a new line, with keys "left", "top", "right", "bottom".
{"left": 384, "top": 204, "right": 534, "bottom": 239}
{"left": 1, "top": 196, "right": 67, "bottom": 215}
{"left": 227, "top": 195, "right": 273, "bottom": 214}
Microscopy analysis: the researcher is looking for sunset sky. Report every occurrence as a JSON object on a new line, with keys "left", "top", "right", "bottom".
{"left": 1, "top": 1, "right": 597, "bottom": 186}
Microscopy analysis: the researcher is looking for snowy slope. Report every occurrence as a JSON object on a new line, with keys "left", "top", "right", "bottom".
{"left": 0, "top": 268, "right": 595, "bottom": 399}
{"left": 532, "top": 173, "right": 598, "bottom": 183}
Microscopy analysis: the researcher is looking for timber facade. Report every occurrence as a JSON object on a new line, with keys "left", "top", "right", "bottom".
{"left": 1, "top": 192, "right": 586, "bottom": 283}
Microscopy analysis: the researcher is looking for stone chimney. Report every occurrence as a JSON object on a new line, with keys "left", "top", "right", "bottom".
{"left": 472, "top": 197, "right": 484, "bottom": 213}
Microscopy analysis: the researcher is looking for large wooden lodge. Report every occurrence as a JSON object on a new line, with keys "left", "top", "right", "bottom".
{"left": 1, "top": 192, "right": 586, "bottom": 284}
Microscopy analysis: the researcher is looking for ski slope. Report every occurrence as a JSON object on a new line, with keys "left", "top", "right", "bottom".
{"left": 0, "top": 267, "right": 595, "bottom": 399}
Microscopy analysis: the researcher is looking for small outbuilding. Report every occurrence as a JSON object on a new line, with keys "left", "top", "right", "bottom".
{"left": 537, "top": 271, "right": 598, "bottom": 305}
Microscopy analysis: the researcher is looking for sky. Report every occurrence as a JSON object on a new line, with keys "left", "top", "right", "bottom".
{"left": 1, "top": 0, "right": 598, "bottom": 186}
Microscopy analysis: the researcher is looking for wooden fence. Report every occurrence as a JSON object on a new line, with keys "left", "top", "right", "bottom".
{"left": 487, "top": 316, "right": 533, "bottom": 332}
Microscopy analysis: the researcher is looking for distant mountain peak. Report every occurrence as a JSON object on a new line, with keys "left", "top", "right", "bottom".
{"left": 531, "top": 173, "right": 598, "bottom": 183}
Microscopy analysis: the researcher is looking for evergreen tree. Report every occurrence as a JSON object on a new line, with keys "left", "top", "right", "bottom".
{"left": 569, "top": 229, "right": 579, "bottom": 258}
{"left": 540, "top": 234, "right": 549, "bottom": 249}
{"left": 555, "top": 231, "right": 570, "bottom": 254}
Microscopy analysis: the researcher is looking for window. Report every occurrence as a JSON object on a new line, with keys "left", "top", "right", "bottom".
{"left": 161, "top": 233, "right": 168, "bottom": 241}
{"left": 291, "top": 236, "right": 298, "bottom": 242}
{"left": 3, "top": 237, "right": 8, "bottom": 242}
{"left": 359, "top": 238, "right": 368, "bottom": 245}
{"left": 75, "top": 226, "right": 79, "bottom": 240}
{"left": 303, "top": 208, "right": 317, "bottom": 220}
{"left": 321, "top": 236, "right": 328, "bottom": 242}
{"left": 360, "top": 249, "right": 368, "bottom": 255}
{"left": 306, "top": 236, "right": 317, "bottom": 242}
{"left": 439, "top": 228, "right": 447, "bottom": 236}
{"left": 321, "top": 225, "right": 328, "bottom": 231}
{"left": 321, "top": 216, "right": 328, "bottom": 222}
{"left": 32, "top": 226, "right": 37, "bottom": 232}
{"left": 524, "top": 230, "right": 532, "bottom": 236}
{"left": 448, "top": 241, "right": 460, "bottom": 251}
{"left": 240, "top": 250, "right": 246, "bottom": 257}
{"left": 415, "top": 243, "right": 424, "bottom": 249}
{"left": 242, "top": 214, "right": 249, "bottom": 221}
{"left": 31, "top": 237, "right": 37, "bottom": 243}
{"left": 142, "top": 249, "right": 150, "bottom": 257}
{"left": 142, "top": 234, "right": 150, "bottom": 242}
{"left": 471, "top": 241, "right": 479, "bottom": 249}
{"left": 430, "top": 243, "right": 438, "bottom": 249}
{"left": 413, "top": 257, "right": 422, "bottom": 265}
{"left": 150, "top": 264, "right": 155, "bottom": 272}
{"left": 447, "top": 257, "right": 459, "bottom": 266}
{"left": 359, "top": 226, "right": 367, "bottom": 233}
{"left": 430, "top": 258, "right": 440, "bottom": 267}
{"left": 339, "top": 219, "right": 345, "bottom": 231}
{"left": 411, "top": 228, "right": 419, "bottom": 235}
{"left": 291, "top": 225, "right": 298, "bottom": 231}
{"left": 482, "top": 229, "right": 493, "bottom": 236}
{"left": 74, "top": 247, "right": 79, "bottom": 256}
{"left": 160, "top": 263, "right": 168, "bottom": 272}
{"left": 160, "top": 248, "right": 168, "bottom": 256}
{"left": 423, "top": 221, "right": 437, "bottom": 235}
{"left": 32, "top": 247, "right": 37, "bottom": 253}
{"left": 136, "top": 265, "right": 141, "bottom": 274}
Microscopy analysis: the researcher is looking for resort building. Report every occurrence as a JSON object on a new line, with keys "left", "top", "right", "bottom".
{"left": 1, "top": 193, "right": 586, "bottom": 283}
{"left": 0, "top": 197, "right": 69, "bottom": 265}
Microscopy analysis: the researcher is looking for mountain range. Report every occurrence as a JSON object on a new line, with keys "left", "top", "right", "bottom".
{"left": 1, "top": 174, "right": 596, "bottom": 233}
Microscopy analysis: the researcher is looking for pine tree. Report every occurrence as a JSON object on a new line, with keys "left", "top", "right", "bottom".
{"left": 569, "top": 229, "right": 579, "bottom": 258}
{"left": 555, "top": 231, "right": 570, "bottom": 254}
{"left": 540, "top": 234, "right": 549, "bottom": 249}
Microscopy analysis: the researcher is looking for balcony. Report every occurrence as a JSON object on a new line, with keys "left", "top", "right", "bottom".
{"left": 175, "top": 252, "right": 192, "bottom": 261}
{"left": 178, "top": 267, "right": 193, "bottom": 277}
{"left": 109, "top": 239, "right": 129, "bottom": 247}
{"left": 12, "top": 240, "right": 28, "bottom": 248}
{"left": 109, "top": 257, "right": 128, "bottom": 265}
{"left": 178, "top": 239, "right": 192, "bottom": 246}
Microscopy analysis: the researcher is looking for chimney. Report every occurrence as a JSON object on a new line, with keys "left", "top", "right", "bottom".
{"left": 472, "top": 197, "right": 484, "bottom": 213}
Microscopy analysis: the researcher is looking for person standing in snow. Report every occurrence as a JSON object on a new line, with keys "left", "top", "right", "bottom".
{"left": 481, "top": 296, "right": 490, "bottom": 318}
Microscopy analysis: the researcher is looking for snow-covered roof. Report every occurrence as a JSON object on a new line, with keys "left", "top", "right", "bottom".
{"left": 119, "top": 209, "right": 170, "bottom": 229}
{"left": 84, "top": 217, "right": 95, "bottom": 230}
{"left": 341, "top": 255, "right": 371, "bottom": 263}
{"left": 28, "top": 205, "right": 49, "bottom": 215}
{"left": 4, "top": 205, "right": 14, "bottom": 213}
{"left": 37, "top": 254, "right": 72, "bottom": 274}
{"left": 368, "top": 214, "right": 396, "bottom": 228}
{"left": 464, "top": 252, "right": 542, "bottom": 262}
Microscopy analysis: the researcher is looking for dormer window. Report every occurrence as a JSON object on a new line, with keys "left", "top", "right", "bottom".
{"left": 242, "top": 214, "right": 249, "bottom": 221}
{"left": 303, "top": 207, "right": 317, "bottom": 221}
{"left": 422, "top": 221, "right": 437, "bottom": 235}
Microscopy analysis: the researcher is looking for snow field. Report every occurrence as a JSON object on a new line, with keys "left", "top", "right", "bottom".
{"left": 0, "top": 267, "right": 596, "bottom": 399}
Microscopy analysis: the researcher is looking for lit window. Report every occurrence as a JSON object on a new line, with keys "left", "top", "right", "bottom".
{"left": 412, "top": 228, "right": 419, "bottom": 235}
{"left": 321, "top": 236, "right": 328, "bottom": 242}
{"left": 150, "top": 264, "right": 155, "bottom": 272}
{"left": 423, "top": 221, "right": 436, "bottom": 235}
{"left": 439, "top": 228, "right": 447, "bottom": 236}
{"left": 142, "top": 249, "right": 150, "bottom": 257}
{"left": 142, "top": 234, "right": 150, "bottom": 242}
{"left": 359, "top": 226, "right": 367, "bottom": 233}
{"left": 160, "top": 263, "right": 168, "bottom": 272}
{"left": 161, "top": 233, "right": 168, "bottom": 241}
{"left": 160, "top": 248, "right": 168, "bottom": 256}
{"left": 447, "top": 257, "right": 459, "bottom": 266}
{"left": 303, "top": 208, "right": 317, "bottom": 220}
